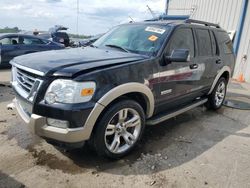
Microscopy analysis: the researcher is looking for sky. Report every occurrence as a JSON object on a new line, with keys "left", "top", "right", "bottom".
{"left": 0, "top": 0, "right": 166, "bottom": 35}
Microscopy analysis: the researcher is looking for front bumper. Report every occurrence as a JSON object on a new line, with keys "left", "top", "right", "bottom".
{"left": 13, "top": 98, "right": 103, "bottom": 143}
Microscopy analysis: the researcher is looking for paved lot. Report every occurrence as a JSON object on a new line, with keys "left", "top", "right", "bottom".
{"left": 0, "top": 70, "right": 250, "bottom": 187}
{"left": 0, "top": 69, "right": 11, "bottom": 85}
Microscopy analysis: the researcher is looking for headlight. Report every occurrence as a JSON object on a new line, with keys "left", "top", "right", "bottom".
{"left": 45, "top": 79, "right": 96, "bottom": 104}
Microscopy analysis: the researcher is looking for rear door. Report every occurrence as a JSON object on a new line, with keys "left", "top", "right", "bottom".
{"left": 194, "top": 28, "right": 218, "bottom": 88}
{"left": 19, "top": 36, "right": 49, "bottom": 54}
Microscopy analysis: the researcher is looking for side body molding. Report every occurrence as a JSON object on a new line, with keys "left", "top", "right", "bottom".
{"left": 208, "top": 66, "right": 231, "bottom": 94}
{"left": 82, "top": 82, "right": 155, "bottom": 140}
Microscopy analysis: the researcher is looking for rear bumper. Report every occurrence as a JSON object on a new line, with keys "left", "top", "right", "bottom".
{"left": 13, "top": 98, "right": 101, "bottom": 143}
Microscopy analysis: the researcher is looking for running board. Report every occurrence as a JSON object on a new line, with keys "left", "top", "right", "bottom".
{"left": 146, "top": 98, "right": 208, "bottom": 126}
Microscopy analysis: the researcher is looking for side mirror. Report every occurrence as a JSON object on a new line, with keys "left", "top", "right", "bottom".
{"left": 165, "top": 49, "right": 190, "bottom": 63}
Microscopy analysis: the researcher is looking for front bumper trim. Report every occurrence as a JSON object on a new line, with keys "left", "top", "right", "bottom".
{"left": 13, "top": 98, "right": 101, "bottom": 143}
{"left": 30, "top": 114, "right": 88, "bottom": 143}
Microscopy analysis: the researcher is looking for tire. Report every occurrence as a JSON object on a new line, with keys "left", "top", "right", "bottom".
{"left": 92, "top": 99, "right": 145, "bottom": 159}
{"left": 206, "top": 77, "right": 227, "bottom": 110}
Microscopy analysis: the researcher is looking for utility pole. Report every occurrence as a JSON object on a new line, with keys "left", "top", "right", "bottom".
{"left": 165, "top": 0, "right": 170, "bottom": 15}
{"left": 128, "top": 16, "right": 135, "bottom": 22}
{"left": 76, "top": 0, "right": 79, "bottom": 36}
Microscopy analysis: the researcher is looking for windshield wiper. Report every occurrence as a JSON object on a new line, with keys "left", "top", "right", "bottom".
{"left": 105, "top": 44, "right": 130, "bottom": 53}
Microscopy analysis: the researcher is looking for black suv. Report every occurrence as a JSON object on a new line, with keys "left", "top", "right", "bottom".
{"left": 11, "top": 19, "right": 235, "bottom": 158}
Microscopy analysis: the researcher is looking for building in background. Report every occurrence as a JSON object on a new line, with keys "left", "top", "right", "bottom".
{"left": 168, "top": 0, "right": 250, "bottom": 82}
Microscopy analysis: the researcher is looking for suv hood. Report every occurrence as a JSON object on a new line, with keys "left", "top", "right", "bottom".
{"left": 12, "top": 47, "right": 148, "bottom": 77}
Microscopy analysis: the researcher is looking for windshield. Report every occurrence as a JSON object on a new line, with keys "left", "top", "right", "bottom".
{"left": 94, "top": 24, "right": 171, "bottom": 56}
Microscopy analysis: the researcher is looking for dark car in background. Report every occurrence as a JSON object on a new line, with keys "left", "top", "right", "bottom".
{"left": 38, "top": 32, "right": 70, "bottom": 47}
{"left": 38, "top": 25, "right": 70, "bottom": 47}
{"left": 0, "top": 33, "right": 64, "bottom": 68}
{"left": 79, "top": 34, "right": 103, "bottom": 47}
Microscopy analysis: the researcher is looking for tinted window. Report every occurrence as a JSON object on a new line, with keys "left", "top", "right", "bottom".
{"left": 166, "top": 28, "right": 195, "bottom": 57}
{"left": 0, "top": 36, "right": 18, "bottom": 45}
{"left": 210, "top": 31, "right": 218, "bottom": 55}
{"left": 215, "top": 31, "right": 234, "bottom": 54}
{"left": 224, "top": 40, "right": 234, "bottom": 54}
{"left": 19, "top": 36, "right": 45, "bottom": 45}
{"left": 196, "top": 29, "right": 212, "bottom": 56}
{"left": 216, "top": 31, "right": 230, "bottom": 43}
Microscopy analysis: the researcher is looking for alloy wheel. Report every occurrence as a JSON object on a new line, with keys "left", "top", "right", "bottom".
{"left": 215, "top": 81, "right": 226, "bottom": 107}
{"left": 104, "top": 108, "right": 141, "bottom": 154}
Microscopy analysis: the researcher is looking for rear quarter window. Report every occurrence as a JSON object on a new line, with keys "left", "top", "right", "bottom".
{"left": 224, "top": 40, "right": 234, "bottom": 54}
{"left": 215, "top": 31, "right": 234, "bottom": 54}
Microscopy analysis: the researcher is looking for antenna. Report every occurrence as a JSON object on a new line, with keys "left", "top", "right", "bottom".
{"left": 146, "top": 5, "right": 156, "bottom": 18}
{"left": 128, "top": 16, "right": 135, "bottom": 22}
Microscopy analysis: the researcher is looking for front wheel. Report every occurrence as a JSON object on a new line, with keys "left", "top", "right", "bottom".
{"left": 206, "top": 77, "right": 227, "bottom": 110}
{"left": 92, "top": 99, "right": 145, "bottom": 159}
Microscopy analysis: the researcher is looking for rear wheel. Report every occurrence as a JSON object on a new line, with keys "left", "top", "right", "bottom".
{"left": 206, "top": 77, "right": 227, "bottom": 110}
{"left": 93, "top": 99, "right": 145, "bottom": 159}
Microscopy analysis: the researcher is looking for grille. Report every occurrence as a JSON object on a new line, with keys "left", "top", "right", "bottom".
{"left": 12, "top": 66, "right": 43, "bottom": 101}
{"left": 16, "top": 68, "right": 38, "bottom": 93}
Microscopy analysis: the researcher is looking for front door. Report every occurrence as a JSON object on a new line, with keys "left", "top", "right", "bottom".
{"left": 155, "top": 27, "right": 205, "bottom": 113}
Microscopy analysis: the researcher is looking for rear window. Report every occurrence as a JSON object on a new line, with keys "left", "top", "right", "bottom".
{"left": 54, "top": 32, "right": 69, "bottom": 39}
{"left": 196, "top": 29, "right": 212, "bottom": 56}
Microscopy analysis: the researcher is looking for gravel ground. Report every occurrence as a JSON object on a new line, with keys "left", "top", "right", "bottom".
{"left": 1, "top": 78, "right": 250, "bottom": 187}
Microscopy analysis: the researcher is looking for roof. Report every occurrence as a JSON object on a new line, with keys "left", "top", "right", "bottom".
{"left": 0, "top": 33, "right": 51, "bottom": 40}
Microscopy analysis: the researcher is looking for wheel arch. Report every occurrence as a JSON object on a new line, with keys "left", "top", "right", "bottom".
{"left": 98, "top": 83, "right": 154, "bottom": 118}
{"left": 83, "top": 82, "right": 155, "bottom": 140}
{"left": 208, "top": 66, "right": 231, "bottom": 94}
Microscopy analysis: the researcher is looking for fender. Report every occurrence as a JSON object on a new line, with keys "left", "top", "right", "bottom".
{"left": 208, "top": 66, "right": 231, "bottom": 94}
{"left": 82, "top": 82, "right": 155, "bottom": 140}
{"left": 98, "top": 82, "right": 154, "bottom": 117}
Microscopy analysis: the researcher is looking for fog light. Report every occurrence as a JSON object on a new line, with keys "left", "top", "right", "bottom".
{"left": 47, "top": 118, "right": 69, "bottom": 129}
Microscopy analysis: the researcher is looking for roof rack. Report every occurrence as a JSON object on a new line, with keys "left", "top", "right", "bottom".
{"left": 145, "top": 15, "right": 190, "bottom": 22}
{"left": 185, "top": 19, "right": 220, "bottom": 28}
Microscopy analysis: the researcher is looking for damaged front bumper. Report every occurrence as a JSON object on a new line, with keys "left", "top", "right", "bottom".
{"left": 12, "top": 98, "right": 92, "bottom": 144}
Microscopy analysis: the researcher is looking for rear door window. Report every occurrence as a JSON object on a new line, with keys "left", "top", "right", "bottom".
{"left": 166, "top": 28, "right": 195, "bottom": 57}
{"left": 19, "top": 36, "right": 45, "bottom": 45}
{"left": 196, "top": 29, "right": 212, "bottom": 56}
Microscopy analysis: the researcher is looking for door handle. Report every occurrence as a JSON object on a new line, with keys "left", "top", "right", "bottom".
{"left": 216, "top": 59, "right": 222, "bottom": 64}
{"left": 189, "top": 64, "right": 198, "bottom": 69}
